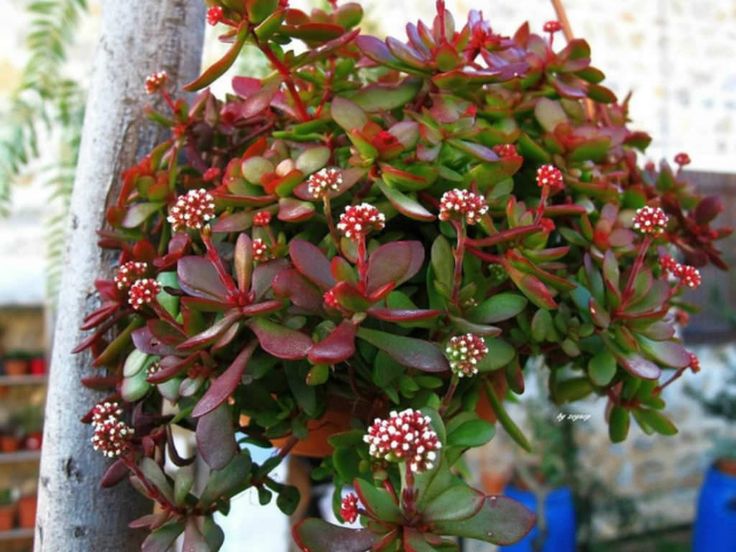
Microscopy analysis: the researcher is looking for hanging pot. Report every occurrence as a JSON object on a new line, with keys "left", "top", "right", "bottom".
{"left": 693, "top": 461, "right": 736, "bottom": 551}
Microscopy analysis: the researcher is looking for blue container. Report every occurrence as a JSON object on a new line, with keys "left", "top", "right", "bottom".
{"left": 693, "top": 465, "right": 736, "bottom": 552}
{"left": 499, "top": 486, "right": 576, "bottom": 552}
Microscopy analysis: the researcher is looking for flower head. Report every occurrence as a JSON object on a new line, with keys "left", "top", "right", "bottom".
{"left": 539, "top": 217, "right": 556, "bottom": 234}
{"left": 167, "top": 188, "right": 216, "bottom": 232}
{"left": 114, "top": 261, "right": 149, "bottom": 290}
{"left": 144, "top": 71, "right": 168, "bottom": 95}
{"left": 147, "top": 361, "right": 161, "bottom": 378}
{"left": 207, "top": 6, "right": 224, "bottom": 25}
{"left": 323, "top": 288, "right": 340, "bottom": 310}
{"left": 337, "top": 203, "right": 385, "bottom": 240}
{"left": 688, "top": 352, "right": 700, "bottom": 373}
{"left": 536, "top": 164, "right": 564, "bottom": 191}
{"left": 445, "top": 333, "right": 488, "bottom": 377}
{"left": 493, "top": 144, "right": 519, "bottom": 158}
{"left": 659, "top": 254, "right": 679, "bottom": 274}
{"left": 674, "top": 152, "right": 691, "bottom": 167}
{"left": 91, "top": 417, "right": 134, "bottom": 458}
{"left": 252, "top": 238, "right": 271, "bottom": 262}
{"left": 307, "top": 168, "right": 343, "bottom": 199}
{"left": 91, "top": 401, "right": 123, "bottom": 427}
{"left": 543, "top": 20, "right": 563, "bottom": 33}
{"left": 633, "top": 206, "right": 669, "bottom": 235}
{"left": 438, "top": 189, "right": 489, "bottom": 225}
{"left": 676, "top": 264, "right": 702, "bottom": 288}
{"left": 340, "top": 493, "right": 360, "bottom": 523}
{"left": 203, "top": 167, "right": 221, "bottom": 182}
{"left": 363, "top": 408, "right": 441, "bottom": 473}
{"left": 253, "top": 211, "right": 272, "bottom": 227}
{"left": 128, "top": 278, "right": 161, "bottom": 310}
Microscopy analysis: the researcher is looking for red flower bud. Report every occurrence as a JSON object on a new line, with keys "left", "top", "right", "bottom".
{"left": 536, "top": 164, "right": 564, "bottom": 191}
{"left": 144, "top": 71, "right": 168, "bottom": 95}
{"left": 439, "top": 189, "right": 488, "bottom": 225}
{"left": 207, "top": 6, "right": 224, "bottom": 26}
{"left": 340, "top": 493, "right": 360, "bottom": 523}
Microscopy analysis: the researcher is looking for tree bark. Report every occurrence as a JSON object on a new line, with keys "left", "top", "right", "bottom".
{"left": 35, "top": 2, "right": 204, "bottom": 550}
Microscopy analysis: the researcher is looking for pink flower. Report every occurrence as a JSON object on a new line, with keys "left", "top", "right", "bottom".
{"left": 364, "top": 408, "right": 441, "bottom": 473}
{"left": 253, "top": 211, "right": 272, "bottom": 227}
{"left": 207, "top": 6, "right": 224, "bottom": 26}
{"left": 445, "top": 333, "right": 488, "bottom": 377}
{"left": 323, "top": 288, "right": 340, "bottom": 310}
{"left": 128, "top": 278, "right": 161, "bottom": 310}
{"left": 632, "top": 206, "right": 669, "bottom": 235}
{"left": 688, "top": 352, "right": 700, "bottom": 373}
{"left": 337, "top": 203, "right": 385, "bottom": 240}
{"left": 536, "top": 164, "right": 564, "bottom": 191}
{"left": 91, "top": 401, "right": 123, "bottom": 427}
{"left": 674, "top": 152, "right": 691, "bottom": 167}
{"left": 144, "top": 71, "right": 168, "bottom": 95}
{"left": 543, "top": 20, "right": 563, "bottom": 33}
{"left": 493, "top": 144, "right": 519, "bottom": 159}
{"left": 167, "top": 188, "right": 216, "bottom": 232}
{"left": 252, "top": 238, "right": 271, "bottom": 262}
{"left": 114, "top": 261, "right": 149, "bottom": 290}
{"left": 539, "top": 217, "right": 555, "bottom": 234}
{"left": 438, "top": 189, "right": 489, "bottom": 225}
{"left": 340, "top": 493, "right": 360, "bottom": 523}
{"left": 676, "top": 264, "right": 702, "bottom": 288}
{"left": 659, "top": 255, "right": 679, "bottom": 274}
{"left": 91, "top": 417, "right": 134, "bottom": 458}
{"left": 307, "top": 168, "right": 343, "bottom": 199}
{"left": 203, "top": 167, "right": 222, "bottom": 182}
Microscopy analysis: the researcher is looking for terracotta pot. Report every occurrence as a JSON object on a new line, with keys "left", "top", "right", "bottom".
{"left": 0, "top": 503, "right": 16, "bottom": 532}
{"left": 476, "top": 376, "right": 508, "bottom": 424}
{"left": 272, "top": 407, "right": 354, "bottom": 458}
{"left": 18, "top": 495, "right": 37, "bottom": 529}
{"left": 481, "top": 469, "right": 510, "bottom": 495}
{"left": 0, "top": 435, "right": 21, "bottom": 453}
{"left": 715, "top": 457, "right": 736, "bottom": 476}
{"left": 3, "top": 358, "right": 28, "bottom": 377}
{"left": 24, "top": 432, "right": 43, "bottom": 451}
{"left": 29, "top": 357, "right": 46, "bottom": 376}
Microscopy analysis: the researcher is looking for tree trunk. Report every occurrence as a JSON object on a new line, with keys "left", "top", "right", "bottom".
{"left": 35, "top": 2, "right": 204, "bottom": 550}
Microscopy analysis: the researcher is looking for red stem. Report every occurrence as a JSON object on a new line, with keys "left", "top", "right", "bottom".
{"left": 323, "top": 197, "right": 341, "bottom": 249}
{"left": 621, "top": 235, "right": 652, "bottom": 304}
{"left": 450, "top": 221, "right": 466, "bottom": 306}
{"left": 466, "top": 246, "right": 502, "bottom": 265}
{"left": 201, "top": 230, "right": 238, "bottom": 293}
{"left": 466, "top": 224, "right": 543, "bottom": 248}
{"left": 357, "top": 236, "right": 368, "bottom": 294}
{"left": 253, "top": 35, "right": 310, "bottom": 122}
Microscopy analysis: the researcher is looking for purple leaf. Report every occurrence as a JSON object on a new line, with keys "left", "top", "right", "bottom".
{"left": 147, "top": 354, "right": 197, "bottom": 384}
{"left": 289, "top": 240, "right": 335, "bottom": 290}
{"left": 196, "top": 404, "right": 237, "bottom": 470}
{"left": 248, "top": 318, "right": 313, "bottom": 360}
{"left": 278, "top": 197, "right": 316, "bottom": 222}
{"left": 308, "top": 321, "right": 357, "bottom": 365}
{"left": 619, "top": 352, "right": 661, "bottom": 380}
{"left": 272, "top": 268, "right": 324, "bottom": 313}
{"left": 367, "top": 308, "right": 441, "bottom": 322}
{"left": 292, "top": 518, "right": 380, "bottom": 552}
{"left": 357, "top": 327, "right": 449, "bottom": 372}
{"left": 132, "top": 326, "right": 177, "bottom": 356}
{"left": 366, "top": 241, "right": 424, "bottom": 294}
{"left": 252, "top": 258, "right": 290, "bottom": 299}
{"left": 192, "top": 341, "right": 258, "bottom": 417}
{"left": 178, "top": 256, "right": 229, "bottom": 302}
{"left": 178, "top": 310, "right": 241, "bottom": 351}
{"left": 234, "top": 234, "right": 253, "bottom": 293}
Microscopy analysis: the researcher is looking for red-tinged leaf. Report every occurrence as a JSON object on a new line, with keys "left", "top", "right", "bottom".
{"left": 234, "top": 234, "right": 253, "bottom": 293}
{"left": 330, "top": 96, "right": 367, "bottom": 131}
{"left": 100, "top": 458, "right": 131, "bottom": 488}
{"left": 193, "top": 341, "right": 258, "bottom": 417}
{"left": 212, "top": 191, "right": 276, "bottom": 208}
{"left": 80, "top": 375, "right": 119, "bottom": 390}
{"left": 283, "top": 22, "right": 345, "bottom": 42}
{"left": 307, "top": 320, "right": 356, "bottom": 364}
{"left": 423, "top": 485, "right": 485, "bottom": 523}
{"left": 289, "top": 239, "right": 335, "bottom": 290}
{"left": 211, "top": 211, "right": 255, "bottom": 233}
{"left": 185, "top": 25, "right": 248, "bottom": 91}
{"left": 366, "top": 281, "right": 395, "bottom": 303}
{"left": 292, "top": 518, "right": 380, "bottom": 552}
{"left": 433, "top": 66, "right": 522, "bottom": 89}
{"left": 141, "top": 522, "right": 185, "bottom": 552}
{"left": 240, "top": 299, "right": 283, "bottom": 317}
{"left": 180, "top": 296, "right": 230, "bottom": 313}
{"left": 619, "top": 352, "right": 661, "bottom": 380}
{"left": 552, "top": 74, "right": 587, "bottom": 99}
{"left": 353, "top": 479, "right": 403, "bottom": 523}
{"left": 366, "top": 241, "right": 425, "bottom": 294}
{"left": 278, "top": 197, "right": 315, "bottom": 222}
{"left": 252, "top": 258, "right": 290, "bottom": 299}
{"left": 241, "top": 81, "right": 280, "bottom": 119}
{"left": 272, "top": 268, "right": 324, "bottom": 312}
{"left": 148, "top": 320, "right": 187, "bottom": 346}
{"left": 377, "top": 179, "right": 435, "bottom": 222}
{"left": 121, "top": 202, "right": 163, "bottom": 228}
{"left": 367, "top": 308, "right": 441, "bottom": 322}
{"left": 147, "top": 354, "right": 197, "bottom": 384}
{"left": 355, "top": 35, "right": 403, "bottom": 69}
{"left": 81, "top": 301, "right": 121, "bottom": 330}
{"left": 380, "top": 163, "right": 434, "bottom": 191}
{"left": 505, "top": 265, "right": 557, "bottom": 309}
{"left": 132, "top": 326, "right": 178, "bottom": 356}
{"left": 178, "top": 310, "right": 241, "bottom": 351}
{"left": 448, "top": 139, "right": 499, "bottom": 163}
{"left": 332, "top": 280, "right": 372, "bottom": 312}
{"left": 357, "top": 327, "right": 449, "bottom": 372}
{"left": 232, "top": 76, "right": 261, "bottom": 98}
{"left": 196, "top": 404, "right": 237, "bottom": 470}
{"left": 385, "top": 36, "right": 429, "bottom": 70}
{"left": 432, "top": 495, "right": 535, "bottom": 545}
{"left": 246, "top": 0, "right": 278, "bottom": 24}
{"left": 637, "top": 337, "right": 690, "bottom": 368}
{"left": 330, "top": 256, "right": 357, "bottom": 284}
{"left": 154, "top": 233, "right": 191, "bottom": 269}
{"left": 248, "top": 318, "right": 312, "bottom": 360}
{"left": 178, "top": 256, "right": 229, "bottom": 302}
{"left": 129, "top": 512, "right": 170, "bottom": 530}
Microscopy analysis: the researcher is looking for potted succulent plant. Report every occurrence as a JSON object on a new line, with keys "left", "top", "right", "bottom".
{"left": 74, "top": 1, "right": 729, "bottom": 550}
{"left": 17, "top": 492, "right": 37, "bottom": 530}
{"left": 0, "top": 488, "right": 16, "bottom": 532}
{"left": 3, "top": 351, "right": 30, "bottom": 377}
{"left": 16, "top": 405, "right": 44, "bottom": 451}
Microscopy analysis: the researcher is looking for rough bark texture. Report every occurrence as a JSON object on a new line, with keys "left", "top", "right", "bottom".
{"left": 35, "top": 2, "right": 205, "bottom": 550}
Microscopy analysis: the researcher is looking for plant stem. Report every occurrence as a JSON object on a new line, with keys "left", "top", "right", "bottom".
{"left": 621, "top": 235, "right": 652, "bottom": 304}
{"left": 201, "top": 228, "right": 238, "bottom": 293}
{"left": 451, "top": 221, "right": 466, "bottom": 306}
{"left": 440, "top": 374, "right": 459, "bottom": 416}
{"left": 466, "top": 223, "right": 543, "bottom": 248}
{"left": 323, "top": 196, "right": 341, "bottom": 249}
{"left": 357, "top": 235, "right": 368, "bottom": 294}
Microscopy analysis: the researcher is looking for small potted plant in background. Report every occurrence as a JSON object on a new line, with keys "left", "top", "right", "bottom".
{"left": 0, "top": 488, "right": 16, "bottom": 532}
{"left": 689, "top": 366, "right": 736, "bottom": 552}
{"left": 16, "top": 405, "right": 44, "bottom": 451}
{"left": 17, "top": 485, "right": 37, "bottom": 530}
{"left": 2, "top": 351, "right": 29, "bottom": 377}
